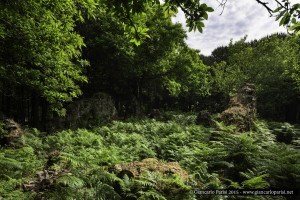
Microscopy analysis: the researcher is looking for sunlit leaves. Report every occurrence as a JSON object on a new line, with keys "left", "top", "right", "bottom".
{"left": 109, "top": 0, "right": 214, "bottom": 43}
{"left": 1, "top": 0, "right": 216, "bottom": 116}
{"left": 182, "top": 2, "right": 214, "bottom": 33}
{"left": 210, "top": 34, "right": 300, "bottom": 119}
{"left": 273, "top": 1, "right": 300, "bottom": 33}
{"left": 0, "top": 0, "right": 96, "bottom": 114}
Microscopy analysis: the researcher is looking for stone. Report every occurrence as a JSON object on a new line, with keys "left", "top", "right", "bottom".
{"left": 0, "top": 119, "right": 23, "bottom": 146}
{"left": 220, "top": 83, "right": 256, "bottom": 132}
{"left": 22, "top": 169, "right": 68, "bottom": 193}
{"left": 111, "top": 158, "right": 189, "bottom": 181}
{"left": 196, "top": 110, "right": 212, "bottom": 127}
{"left": 148, "top": 109, "right": 161, "bottom": 119}
{"left": 67, "top": 92, "right": 117, "bottom": 129}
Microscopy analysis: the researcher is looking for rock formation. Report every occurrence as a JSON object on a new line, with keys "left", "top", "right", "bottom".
{"left": 67, "top": 92, "right": 117, "bottom": 129}
{"left": 111, "top": 158, "right": 189, "bottom": 181}
{"left": 0, "top": 119, "right": 23, "bottom": 146}
{"left": 220, "top": 83, "right": 256, "bottom": 132}
{"left": 195, "top": 110, "right": 213, "bottom": 127}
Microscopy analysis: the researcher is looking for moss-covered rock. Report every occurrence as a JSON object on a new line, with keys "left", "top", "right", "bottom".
{"left": 220, "top": 83, "right": 256, "bottom": 132}
{"left": 195, "top": 110, "right": 213, "bottom": 127}
{"left": 0, "top": 119, "right": 23, "bottom": 147}
{"left": 66, "top": 92, "right": 117, "bottom": 129}
{"left": 112, "top": 158, "right": 189, "bottom": 181}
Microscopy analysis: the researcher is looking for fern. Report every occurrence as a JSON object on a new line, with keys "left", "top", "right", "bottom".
{"left": 137, "top": 190, "right": 167, "bottom": 200}
{"left": 0, "top": 154, "right": 23, "bottom": 171}
{"left": 240, "top": 171, "right": 270, "bottom": 189}
{"left": 92, "top": 183, "right": 121, "bottom": 200}
{"left": 1, "top": 116, "right": 300, "bottom": 199}
{"left": 56, "top": 174, "right": 85, "bottom": 189}
{"left": 59, "top": 152, "right": 85, "bottom": 168}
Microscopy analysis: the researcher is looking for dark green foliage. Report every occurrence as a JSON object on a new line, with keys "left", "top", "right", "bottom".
{"left": 0, "top": 129, "right": 46, "bottom": 199}
{"left": 0, "top": 1, "right": 300, "bottom": 199}
{"left": 208, "top": 34, "right": 300, "bottom": 122}
{"left": 0, "top": 0, "right": 215, "bottom": 122}
{"left": 269, "top": 122, "right": 297, "bottom": 144}
{"left": 0, "top": 0, "right": 92, "bottom": 115}
{"left": 77, "top": 6, "right": 210, "bottom": 117}
{"left": 1, "top": 0, "right": 297, "bottom": 127}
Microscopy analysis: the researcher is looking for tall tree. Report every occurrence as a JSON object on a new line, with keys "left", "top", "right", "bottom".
{"left": 0, "top": 0, "right": 298, "bottom": 124}
{"left": 0, "top": 0, "right": 215, "bottom": 118}
{"left": 78, "top": 6, "right": 210, "bottom": 114}
{"left": 211, "top": 34, "right": 300, "bottom": 121}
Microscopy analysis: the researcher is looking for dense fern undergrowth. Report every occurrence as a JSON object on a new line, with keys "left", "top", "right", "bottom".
{"left": 0, "top": 113, "right": 300, "bottom": 200}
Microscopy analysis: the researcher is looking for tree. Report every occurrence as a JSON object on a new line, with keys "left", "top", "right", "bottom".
{"left": 256, "top": 0, "right": 300, "bottom": 33}
{"left": 0, "top": 0, "right": 298, "bottom": 125}
{"left": 218, "top": 0, "right": 300, "bottom": 33}
{"left": 0, "top": 0, "right": 215, "bottom": 119}
{"left": 78, "top": 6, "right": 210, "bottom": 115}
{"left": 0, "top": 0, "right": 96, "bottom": 116}
{"left": 211, "top": 34, "right": 300, "bottom": 121}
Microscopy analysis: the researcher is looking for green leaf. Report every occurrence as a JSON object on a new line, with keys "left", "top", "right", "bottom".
{"left": 203, "top": 12, "right": 208, "bottom": 20}
{"left": 57, "top": 175, "right": 85, "bottom": 189}
{"left": 279, "top": 13, "right": 288, "bottom": 26}
{"left": 206, "top": 7, "right": 214, "bottom": 12}
{"left": 276, "top": 10, "right": 285, "bottom": 21}
{"left": 196, "top": 21, "right": 204, "bottom": 33}
{"left": 273, "top": 6, "right": 283, "bottom": 13}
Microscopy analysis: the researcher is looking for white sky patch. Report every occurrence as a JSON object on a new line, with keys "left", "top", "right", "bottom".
{"left": 172, "top": 0, "right": 288, "bottom": 55}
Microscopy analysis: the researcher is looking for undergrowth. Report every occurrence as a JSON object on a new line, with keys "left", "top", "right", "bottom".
{"left": 0, "top": 113, "right": 299, "bottom": 199}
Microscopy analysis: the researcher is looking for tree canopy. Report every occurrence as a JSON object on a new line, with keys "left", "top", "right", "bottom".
{"left": 0, "top": 0, "right": 215, "bottom": 116}
{"left": 202, "top": 33, "right": 300, "bottom": 121}
{"left": 0, "top": 0, "right": 299, "bottom": 122}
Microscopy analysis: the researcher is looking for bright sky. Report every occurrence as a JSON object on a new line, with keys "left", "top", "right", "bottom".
{"left": 172, "top": 0, "right": 289, "bottom": 55}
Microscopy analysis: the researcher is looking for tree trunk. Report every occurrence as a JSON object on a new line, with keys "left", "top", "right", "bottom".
{"left": 31, "top": 91, "right": 40, "bottom": 128}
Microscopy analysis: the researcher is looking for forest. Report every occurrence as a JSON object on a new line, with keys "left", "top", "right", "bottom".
{"left": 0, "top": 0, "right": 300, "bottom": 199}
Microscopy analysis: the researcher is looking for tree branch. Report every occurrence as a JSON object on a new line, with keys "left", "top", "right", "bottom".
{"left": 216, "top": 0, "right": 228, "bottom": 15}
{"left": 174, "top": 0, "right": 192, "bottom": 17}
{"left": 255, "top": 0, "right": 273, "bottom": 15}
{"left": 123, "top": 6, "right": 141, "bottom": 40}
{"left": 274, "top": 0, "right": 285, "bottom": 9}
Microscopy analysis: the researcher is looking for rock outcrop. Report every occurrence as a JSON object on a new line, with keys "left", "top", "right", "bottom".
{"left": 0, "top": 119, "right": 23, "bottom": 146}
{"left": 22, "top": 169, "right": 68, "bottom": 193}
{"left": 196, "top": 110, "right": 213, "bottom": 127}
{"left": 220, "top": 83, "right": 256, "bottom": 132}
{"left": 111, "top": 158, "right": 189, "bottom": 181}
{"left": 67, "top": 92, "right": 117, "bottom": 129}
{"left": 148, "top": 109, "right": 161, "bottom": 119}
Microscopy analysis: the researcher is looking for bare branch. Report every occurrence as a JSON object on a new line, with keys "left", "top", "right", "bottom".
{"left": 274, "top": 0, "right": 285, "bottom": 9}
{"left": 255, "top": 0, "right": 273, "bottom": 15}
{"left": 219, "top": 0, "right": 228, "bottom": 15}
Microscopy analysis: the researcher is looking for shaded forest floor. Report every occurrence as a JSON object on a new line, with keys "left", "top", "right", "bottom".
{"left": 0, "top": 112, "right": 300, "bottom": 200}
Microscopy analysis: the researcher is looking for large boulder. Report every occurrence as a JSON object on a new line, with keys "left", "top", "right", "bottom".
{"left": 195, "top": 110, "right": 213, "bottom": 127}
{"left": 220, "top": 83, "right": 256, "bottom": 132}
{"left": 0, "top": 119, "right": 23, "bottom": 146}
{"left": 148, "top": 109, "right": 161, "bottom": 119}
{"left": 22, "top": 169, "right": 69, "bottom": 194}
{"left": 67, "top": 93, "right": 117, "bottom": 129}
{"left": 111, "top": 158, "right": 190, "bottom": 198}
{"left": 111, "top": 158, "right": 189, "bottom": 181}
